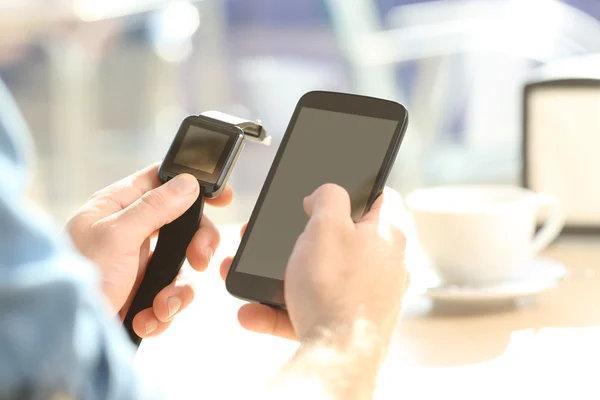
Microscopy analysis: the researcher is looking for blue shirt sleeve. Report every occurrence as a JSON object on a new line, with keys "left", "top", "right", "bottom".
{"left": 0, "top": 79, "right": 159, "bottom": 399}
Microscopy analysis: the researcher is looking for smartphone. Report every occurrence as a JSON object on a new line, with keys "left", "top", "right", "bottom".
{"left": 226, "top": 91, "right": 409, "bottom": 307}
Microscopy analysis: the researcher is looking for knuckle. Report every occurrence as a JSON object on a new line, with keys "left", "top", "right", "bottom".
{"left": 96, "top": 220, "right": 121, "bottom": 245}
{"left": 184, "top": 283, "right": 196, "bottom": 299}
{"left": 87, "top": 182, "right": 125, "bottom": 202}
{"left": 311, "top": 213, "right": 347, "bottom": 235}
{"left": 87, "top": 187, "right": 107, "bottom": 202}
{"left": 140, "top": 189, "right": 166, "bottom": 213}
{"left": 210, "top": 224, "right": 222, "bottom": 246}
{"left": 319, "top": 182, "right": 342, "bottom": 192}
{"left": 65, "top": 214, "right": 85, "bottom": 236}
{"left": 318, "top": 183, "right": 347, "bottom": 199}
{"left": 312, "top": 211, "right": 332, "bottom": 226}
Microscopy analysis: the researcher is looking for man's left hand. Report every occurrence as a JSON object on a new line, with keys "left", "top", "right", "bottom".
{"left": 65, "top": 163, "right": 232, "bottom": 339}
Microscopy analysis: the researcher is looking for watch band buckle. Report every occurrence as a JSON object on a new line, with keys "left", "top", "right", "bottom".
{"left": 200, "top": 110, "right": 271, "bottom": 146}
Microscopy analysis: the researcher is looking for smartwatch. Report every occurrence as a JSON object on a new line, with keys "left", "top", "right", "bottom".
{"left": 123, "top": 111, "right": 269, "bottom": 347}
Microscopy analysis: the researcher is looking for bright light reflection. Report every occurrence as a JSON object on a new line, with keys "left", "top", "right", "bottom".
{"left": 155, "top": 1, "right": 200, "bottom": 40}
{"left": 73, "top": 0, "right": 109, "bottom": 21}
{"left": 149, "top": 1, "right": 201, "bottom": 63}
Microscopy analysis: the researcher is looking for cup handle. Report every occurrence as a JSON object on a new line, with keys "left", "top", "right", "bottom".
{"left": 530, "top": 193, "right": 566, "bottom": 256}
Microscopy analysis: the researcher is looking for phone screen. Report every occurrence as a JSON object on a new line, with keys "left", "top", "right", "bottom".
{"left": 234, "top": 107, "right": 399, "bottom": 280}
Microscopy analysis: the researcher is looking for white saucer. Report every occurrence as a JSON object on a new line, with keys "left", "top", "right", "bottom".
{"left": 415, "top": 258, "right": 568, "bottom": 303}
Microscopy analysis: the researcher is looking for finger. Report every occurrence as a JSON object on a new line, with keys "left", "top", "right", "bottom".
{"left": 303, "top": 183, "right": 353, "bottom": 226}
{"left": 220, "top": 257, "right": 233, "bottom": 281}
{"left": 131, "top": 308, "right": 174, "bottom": 338}
{"left": 364, "top": 190, "right": 385, "bottom": 217}
{"left": 109, "top": 174, "right": 200, "bottom": 243}
{"left": 205, "top": 185, "right": 234, "bottom": 208}
{"left": 152, "top": 280, "right": 195, "bottom": 323}
{"left": 91, "top": 165, "right": 230, "bottom": 216}
{"left": 117, "top": 239, "right": 153, "bottom": 320}
{"left": 215, "top": 224, "right": 246, "bottom": 281}
{"left": 186, "top": 215, "right": 220, "bottom": 272}
{"left": 359, "top": 186, "right": 404, "bottom": 228}
{"left": 85, "top": 163, "right": 162, "bottom": 218}
{"left": 237, "top": 303, "right": 297, "bottom": 341}
{"left": 358, "top": 188, "right": 406, "bottom": 247}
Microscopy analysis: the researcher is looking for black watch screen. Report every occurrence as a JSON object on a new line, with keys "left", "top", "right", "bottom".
{"left": 159, "top": 115, "right": 245, "bottom": 195}
{"left": 174, "top": 125, "right": 230, "bottom": 174}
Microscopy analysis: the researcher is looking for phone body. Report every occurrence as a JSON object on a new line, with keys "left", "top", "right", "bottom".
{"left": 226, "top": 91, "right": 409, "bottom": 308}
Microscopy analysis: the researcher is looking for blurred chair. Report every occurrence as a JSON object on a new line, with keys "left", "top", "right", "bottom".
{"left": 523, "top": 54, "right": 600, "bottom": 233}
{"left": 323, "top": 0, "right": 600, "bottom": 192}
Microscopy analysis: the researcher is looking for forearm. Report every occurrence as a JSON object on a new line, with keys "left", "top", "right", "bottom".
{"left": 0, "top": 77, "right": 158, "bottom": 399}
{"left": 265, "top": 320, "right": 388, "bottom": 400}
{"left": 0, "top": 226, "right": 156, "bottom": 400}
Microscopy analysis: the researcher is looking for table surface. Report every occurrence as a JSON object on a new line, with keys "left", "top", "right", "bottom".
{"left": 135, "top": 223, "right": 600, "bottom": 400}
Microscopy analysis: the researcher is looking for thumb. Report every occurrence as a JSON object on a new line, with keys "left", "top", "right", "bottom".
{"left": 111, "top": 174, "right": 200, "bottom": 242}
{"left": 303, "top": 183, "right": 352, "bottom": 224}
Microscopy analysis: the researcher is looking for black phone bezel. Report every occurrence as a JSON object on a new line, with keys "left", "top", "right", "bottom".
{"left": 159, "top": 115, "right": 244, "bottom": 195}
{"left": 225, "top": 90, "right": 409, "bottom": 308}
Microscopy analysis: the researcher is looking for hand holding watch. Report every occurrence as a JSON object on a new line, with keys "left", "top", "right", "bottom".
{"left": 122, "top": 111, "right": 269, "bottom": 347}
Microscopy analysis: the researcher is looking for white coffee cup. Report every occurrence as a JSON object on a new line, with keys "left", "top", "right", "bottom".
{"left": 405, "top": 185, "right": 566, "bottom": 286}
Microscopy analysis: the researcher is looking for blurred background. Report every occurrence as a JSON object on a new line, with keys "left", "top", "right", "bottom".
{"left": 4, "top": 0, "right": 600, "bottom": 226}
{"left": 4, "top": 2, "right": 600, "bottom": 399}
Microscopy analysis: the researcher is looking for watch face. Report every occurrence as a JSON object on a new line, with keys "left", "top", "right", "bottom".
{"left": 161, "top": 116, "right": 243, "bottom": 186}
{"left": 174, "top": 125, "right": 230, "bottom": 174}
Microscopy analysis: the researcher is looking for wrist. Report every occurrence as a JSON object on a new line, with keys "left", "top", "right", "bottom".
{"left": 287, "top": 319, "right": 389, "bottom": 400}
{"left": 300, "top": 303, "right": 397, "bottom": 350}
{"left": 301, "top": 318, "right": 388, "bottom": 364}
{"left": 300, "top": 319, "right": 386, "bottom": 353}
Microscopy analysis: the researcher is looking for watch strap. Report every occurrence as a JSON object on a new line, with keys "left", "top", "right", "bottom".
{"left": 123, "top": 188, "right": 205, "bottom": 346}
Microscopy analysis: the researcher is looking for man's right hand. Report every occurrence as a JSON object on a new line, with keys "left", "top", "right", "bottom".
{"left": 219, "top": 183, "right": 409, "bottom": 346}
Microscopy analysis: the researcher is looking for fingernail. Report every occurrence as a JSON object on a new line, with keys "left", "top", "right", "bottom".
{"left": 167, "top": 174, "right": 197, "bottom": 195}
{"left": 167, "top": 296, "right": 181, "bottom": 319}
{"left": 204, "top": 247, "right": 213, "bottom": 264}
{"left": 145, "top": 319, "right": 158, "bottom": 335}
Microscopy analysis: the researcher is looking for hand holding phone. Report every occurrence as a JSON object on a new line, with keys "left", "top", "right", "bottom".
{"left": 220, "top": 183, "right": 409, "bottom": 343}
{"left": 223, "top": 90, "right": 410, "bottom": 341}
{"left": 226, "top": 91, "right": 409, "bottom": 308}
{"left": 287, "top": 183, "right": 409, "bottom": 341}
